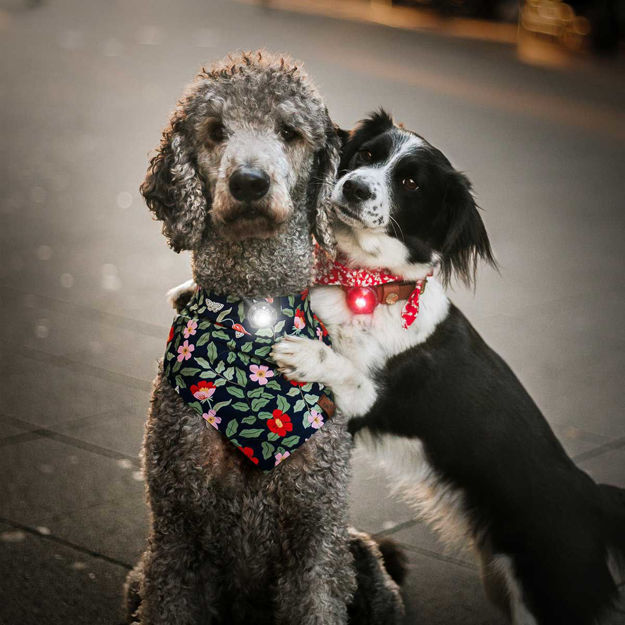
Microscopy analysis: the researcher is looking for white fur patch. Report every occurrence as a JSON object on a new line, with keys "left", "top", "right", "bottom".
{"left": 310, "top": 277, "right": 449, "bottom": 376}
{"left": 356, "top": 430, "right": 474, "bottom": 551}
{"left": 491, "top": 556, "right": 539, "bottom": 625}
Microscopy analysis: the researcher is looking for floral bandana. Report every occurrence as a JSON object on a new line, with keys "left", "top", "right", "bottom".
{"left": 315, "top": 252, "right": 428, "bottom": 329}
{"left": 163, "top": 288, "right": 334, "bottom": 471}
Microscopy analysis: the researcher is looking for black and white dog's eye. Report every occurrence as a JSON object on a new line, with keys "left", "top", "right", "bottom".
{"left": 209, "top": 123, "right": 226, "bottom": 143}
{"left": 358, "top": 149, "right": 373, "bottom": 162}
{"left": 280, "top": 125, "right": 299, "bottom": 142}
{"left": 402, "top": 178, "right": 419, "bottom": 191}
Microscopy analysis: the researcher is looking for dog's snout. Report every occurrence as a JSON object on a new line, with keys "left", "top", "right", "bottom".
{"left": 343, "top": 178, "right": 373, "bottom": 203}
{"left": 229, "top": 167, "right": 271, "bottom": 202}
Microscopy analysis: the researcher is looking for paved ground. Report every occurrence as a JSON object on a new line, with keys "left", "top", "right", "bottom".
{"left": 1, "top": 0, "right": 624, "bottom": 623}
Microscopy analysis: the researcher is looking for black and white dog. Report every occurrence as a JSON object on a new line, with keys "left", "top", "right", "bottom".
{"left": 272, "top": 111, "right": 625, "bottom": 625}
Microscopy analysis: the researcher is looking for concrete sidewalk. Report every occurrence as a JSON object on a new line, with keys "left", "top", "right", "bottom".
{"left": 1, "top": 0, "right": 624, "bottom": 623}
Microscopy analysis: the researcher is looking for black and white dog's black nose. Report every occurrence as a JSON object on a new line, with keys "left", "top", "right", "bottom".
{"left": 229, "top": 167, "right": 271, "bottom": 202}
{"left": 342, "top": 178, "right": 374, "bottom": 203}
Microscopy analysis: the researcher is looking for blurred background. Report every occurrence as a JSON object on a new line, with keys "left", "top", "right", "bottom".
{"left": 0, "top": 0, "right": 624, "bottom": 623}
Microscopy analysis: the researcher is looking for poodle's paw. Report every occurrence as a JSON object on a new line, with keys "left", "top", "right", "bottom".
{"left": 166, "top": 279, "right": 196, "bottom": 312}
{"left": 271, "top": 335, "right": 333, "bottom": 385}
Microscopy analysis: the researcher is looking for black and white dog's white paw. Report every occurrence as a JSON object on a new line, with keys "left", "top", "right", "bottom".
{"left": 271, "top": 335, "right": 333, "bottom": 385}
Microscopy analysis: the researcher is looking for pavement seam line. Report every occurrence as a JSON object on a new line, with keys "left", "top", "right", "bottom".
{"left": 0, "top": 285, "right": 168, "bottom": 339}
{"left": 0, "top": 415, "right": 141, "bottom": 465}
{"left": 572, "top": 436, "right": 625, "bottom": 464}
{"left": 398, "top": 541, "right": 477, "bottom": 571}
{"left": 0, "top": 515, "right": 133, "bottom": 570}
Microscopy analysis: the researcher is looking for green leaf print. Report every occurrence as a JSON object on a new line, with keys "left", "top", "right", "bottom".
{"left": 254, "top": 345, "right": 272, "bottom": 358}
{"left": 265, "top": 380, "right": 281, "bottom": 391}
{"left": 232, "top": 402, "right": 249, "bottom": 412}
{"left": 294, "top": 399, "right": 306, "bottom": 413}
{"left": 235, "top": 369, "right": 248, "bottom": 387}
{"left": 196, "top": 332, "right": 212, "bottom": 347}
{"left": 216, "top": 307, "right": 232, "bottom": 323}
{"left": 251, "top": 398, "right": 270, "bottom": 412}
{"left": 276, "top": 395, "right": 291, "bottom": 413}
{"left": 258, "top": 411, "right": 273, "bottom": 420}
{"left": 261, "top": 441, "right": 275, "bottom": 460}
{"left": 195, "top": 357, "right": 211, "bottom": 369}
{"left": 214, "top": 360, "right": 226, "bottom": 374}
{"left": 287, "top": 387, "right": 300, "bottom": 397}
{"left": 282, "top": 435, "right": 301, "bottom": 448}
{"left": 247, "top": 387, "right": 264, "bottom": 398}
{"left": 239, "top": 428, "right": 265, "bottom": 438}
{"left": 180, "top": 367, "right": 201, "bottom": 376}
{"left": 241, "top": 342, "right": 252, "bottom": 353}
{"left": 225, "top": 420, "right": 238, "bottom": 437}
{"left": 242, "top": 415, "right": 257, "bottom": 425}
{"left": 213, "top": 400, "right": 232, "bottom": 412}
{"left": 267, "top": 432, "right": 280, "bottom": 442}
{"left": 304, "top": 393, "right": 320, "bottom": 405}
{"left": 206, "top": 343, "right": 218, "bottom": 362}
{"left": 226, "top": 386, "right": 245, "bottom": 399}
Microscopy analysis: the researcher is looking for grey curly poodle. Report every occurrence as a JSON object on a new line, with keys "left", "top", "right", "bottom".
{"left": 124, "top": 51, "right": 404, "bottom": 625}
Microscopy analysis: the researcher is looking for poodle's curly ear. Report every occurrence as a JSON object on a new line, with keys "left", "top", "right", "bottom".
{"left": 141, "top": 112, "right": 209, "bottom": 252}
{"left": 307, "top": 113, "right": 342, "bottom": 254}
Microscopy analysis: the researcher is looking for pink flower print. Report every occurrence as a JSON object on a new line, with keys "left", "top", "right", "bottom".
{"left": 249, "top": 364, "right": 274, "bottom": 386}
{"left": 308, "top": 409, "right": 324, "bottom": 429}
{"left": 202, "top": 409, "right": 221, "bottom": 429}
{"left": 316, "top": 326, "right": 323, "bottom": 341}
{"left": 183, "top": 319, "right": 198, "bottom": 339}
{"left": 294, "top": 308, "right": 306, "bottom": 330}
{"left": 274, "top": 451, "right": 291, "bottom": 466}
{"left": 177, "top": 340, "right": 195, "bottom": 362}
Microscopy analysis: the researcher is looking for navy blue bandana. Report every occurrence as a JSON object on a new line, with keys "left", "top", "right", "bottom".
{"left": 164, "top": 288, "right": 334, "bottom": 471}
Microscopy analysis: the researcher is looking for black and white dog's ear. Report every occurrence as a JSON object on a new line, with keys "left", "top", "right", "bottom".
{"left": 141, "top": 110, "right": 210, "bottom": 252}
{"left": 438, "top": 171, "right": 496, "bottom": 286}
{"left": 339, "top": 109, "right": 394, "bottom": 173}
{"left": 307, "top": 111, "right": 342, "bottom": 254}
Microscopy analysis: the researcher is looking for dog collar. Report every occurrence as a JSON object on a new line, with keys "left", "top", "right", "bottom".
{"left": 316, "top": 252, "right": 431, "bottom": 329}
{"left": 163, "top": 288, "right": 334, "bottom": 471}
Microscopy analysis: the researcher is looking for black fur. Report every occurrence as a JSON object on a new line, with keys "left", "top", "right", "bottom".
{"left": 342, "top": 113, "right": 625, "bottom": 624}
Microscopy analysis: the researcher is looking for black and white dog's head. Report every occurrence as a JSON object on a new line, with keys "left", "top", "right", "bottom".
{"left": 332, "top": 110, "right": 495, "bottom": 284}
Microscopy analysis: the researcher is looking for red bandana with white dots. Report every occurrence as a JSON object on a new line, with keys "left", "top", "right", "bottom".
{"left": 315, "top": 252, "right": 427, "bottom": 330}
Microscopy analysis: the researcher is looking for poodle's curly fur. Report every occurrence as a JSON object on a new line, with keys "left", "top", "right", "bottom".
{"left": 125, "top": 51, "right": 403, "bottom": 625}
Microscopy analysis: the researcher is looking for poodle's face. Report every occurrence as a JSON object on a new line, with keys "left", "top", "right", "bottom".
{"left": 142, "top": 53, "right": 340, "bottom": 251}
{"left": 190, "top": 91, "right": 317, "bottom": 241}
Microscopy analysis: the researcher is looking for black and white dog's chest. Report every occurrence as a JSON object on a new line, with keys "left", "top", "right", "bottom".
{"left": 309, "top": 279, "right": 450, "bottom": 374}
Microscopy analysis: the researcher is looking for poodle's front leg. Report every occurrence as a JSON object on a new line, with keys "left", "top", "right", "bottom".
{"left": 272, "top": 336, "right": 377, "bottom": 418}
{"left": 135, "top": 529, "right": 216, "bottom": 625}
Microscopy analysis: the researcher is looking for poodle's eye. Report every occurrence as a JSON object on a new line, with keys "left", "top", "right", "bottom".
{"left": 208, "top": 122, "right": 226, "bottom": 143}
{"left": 280, "top": 125, "right": 299, "bottom": 143}
{"left": 358, "top": 149, "right": 373, "bottom": 163}
{"left": 402, "top": 177, "right": 419, "bottom": 191}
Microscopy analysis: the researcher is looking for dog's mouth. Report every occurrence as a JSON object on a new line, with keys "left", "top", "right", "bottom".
{"left": 216, "top": 205, "right": 287, "bottom": 241}
{"left": 333, "top": 202, "right": 369, "bottom": 230}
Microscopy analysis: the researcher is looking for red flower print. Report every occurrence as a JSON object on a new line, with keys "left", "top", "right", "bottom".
{"left": 289, "top": 380, "right": 305, "bottom": 387}
{"left": 189, "top": 380, "right": 216, "bottom": 401}
{"left": 267, "top": 409, "right": 293, "bottom": 437}
{"left": 239, "top": 446, "right": 259, "bottom": 465}
{"left": 294, "top": 308, "right": 306, "bottom": 330}
{"left": 167, "top": 325, "right": 174, "bottom": 343}
{"left": 313, "top": 314, "right": 328, "bottom": 337}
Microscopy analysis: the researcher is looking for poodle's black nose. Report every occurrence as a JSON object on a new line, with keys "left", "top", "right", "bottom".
{"left": 342, "top": 178, "right": 373, "bottom": 203}
{"left": 229, "top": 167, "right": 270, "bottom": 202}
